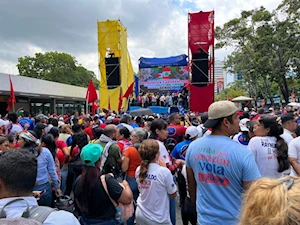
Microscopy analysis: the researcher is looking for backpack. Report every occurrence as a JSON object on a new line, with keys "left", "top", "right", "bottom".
{"left": 100, "top": 175, "right": 134, "bottom": 221}
{"left": 0, "top": 198, "right": 56, "bottom": 225}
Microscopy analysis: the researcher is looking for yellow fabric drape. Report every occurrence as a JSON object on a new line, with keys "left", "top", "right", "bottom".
{"left": 98, "top": 20, "right": 134, "bottom": 111}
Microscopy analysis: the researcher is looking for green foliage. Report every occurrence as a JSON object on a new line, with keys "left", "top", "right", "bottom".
{"left": 215, "top": 0, "right": 300, "bottom": 104}
{"left": 17, "top": 52, "right": 99, "bottom": 89}
{"left": 215, "top": 81, "right": 248, "bottom": 101}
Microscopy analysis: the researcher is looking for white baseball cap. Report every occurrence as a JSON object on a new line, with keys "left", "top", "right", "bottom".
{"left": 185, "top": 126, "right": 199, "bottom": 139}
{"left": 239, "top": 118, "right": 250, "bottom": 131}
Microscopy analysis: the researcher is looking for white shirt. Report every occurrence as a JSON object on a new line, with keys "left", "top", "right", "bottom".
{"left": 160, "top": 95, "right": 166, "bottom": 102}
{"left": 157, "top": 140, "right": 171, "bottom": 164}
{"left": 280, "top": 128, "right": 294, "bottom": 144}
{"left": 0, "top": 197, "right": 80, "bottom": 225}
{"left": 135, "top": 163, "right": 177, "bottom": 223}
{"left": 288, "top": 137, "right": 300, "bottom": 176}
{"left": 9, "top": 123, "right": 23, "bottom": 136}
{"left": 248, "top": 136, "right": 283, "bottom": 178}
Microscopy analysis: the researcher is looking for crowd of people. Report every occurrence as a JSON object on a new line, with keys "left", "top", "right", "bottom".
{"left": 1, "top": 101, "right": 300, "bottom": 224}
{"left": 129, "top": 89, "right": 189, "bottom": 109}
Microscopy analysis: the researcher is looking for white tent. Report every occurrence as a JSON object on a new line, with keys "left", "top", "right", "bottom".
{"left": 231, "top": 96, "right": 253, "bottom": 102}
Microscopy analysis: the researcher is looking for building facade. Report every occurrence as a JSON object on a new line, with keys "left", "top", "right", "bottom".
{"left": 0, "top": 73, "right": 99, "bottom": 116}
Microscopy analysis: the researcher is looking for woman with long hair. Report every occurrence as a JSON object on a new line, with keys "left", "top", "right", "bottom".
{"left": 41, "top": 133, "right": 62, "bottom": 206}
{"left": 135, "top": 139, "right": 177, "bottom": 225}
{"left": 240, "top": 176, "right": 300, "bottom": 225}
{"left": 17, "top": 130, "right": 62, "bottom": 206}
{"left": 247, "top": 115, "right": 290, "bottom": 178}
{"left": 122, "top": 128, "right": 148, "bottom": 225}
{"left": 73, "top": 143, "right": 133, "bottom": 225}
{"left": 149, "top": 119, "right": 184, "bottom": 225}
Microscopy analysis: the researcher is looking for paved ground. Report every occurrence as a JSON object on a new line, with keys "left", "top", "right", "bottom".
{"left": 176, "top": 196, "right": 183, "bottom": 225}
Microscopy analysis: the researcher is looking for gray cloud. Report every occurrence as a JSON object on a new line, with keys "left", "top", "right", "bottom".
{"left": 0, "top": 0, "right": 282, "bottom": 75}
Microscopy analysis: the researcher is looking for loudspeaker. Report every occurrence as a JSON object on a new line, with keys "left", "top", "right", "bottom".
{"left": 105, "top": 57, "right": 120, "bottom": 89}
{"left": 191, "top": 52, "right": 209, "bottom": 87}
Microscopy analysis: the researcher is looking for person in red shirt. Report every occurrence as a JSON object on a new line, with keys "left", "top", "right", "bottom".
{"left": 167, "top": 113, "right": 187, "bottom": 143}
{"left": 83, "top": 117, "right": 94, "bottom": 140}
{"left": 252, "top": 108, "right": 265, "bottom": 120}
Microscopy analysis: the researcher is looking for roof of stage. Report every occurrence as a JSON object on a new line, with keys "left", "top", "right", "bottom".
{"left": 139, "top": 54, "right": 187, "bottom": 68}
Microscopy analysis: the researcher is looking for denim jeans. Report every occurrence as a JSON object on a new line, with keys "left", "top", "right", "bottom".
{"left": 33, "top": 182, "right": 52, "bottom": 207}
{"left": 169, "top": 175, "right": 177, "bottom": 225}
{"left": 61, "top": 167, "right": 68, "bottom": 195}
{"left": 126, "top": 176, "right": 139, "bottom": 225}
{"left": 80, "top": 217, "right": 119, "bottom": 225}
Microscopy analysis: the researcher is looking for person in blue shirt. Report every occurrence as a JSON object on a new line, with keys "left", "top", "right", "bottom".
{"left": 186, "top": 101, "right": 261, "bottom": 225}
{"left": 19, "top": 111, "right": 34, "bottom": 130}
{"left": 17, "top": 130, "right": 62, "bottom": 207}
{"left": 171, "top": 126, "right": 199, "bottom": 160}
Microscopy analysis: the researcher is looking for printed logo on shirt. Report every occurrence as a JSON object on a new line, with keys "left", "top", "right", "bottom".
{"left": 139, "top": 173, "right": 157, "bottom": 190}
{"left": 193, "top": 150, "right": 231, "bottom": 186}
{"left": 238, "top": 134, "right": 249, "bottom": 146}
{"left": 167, "top": 127, "right": 176, "bottom": 136}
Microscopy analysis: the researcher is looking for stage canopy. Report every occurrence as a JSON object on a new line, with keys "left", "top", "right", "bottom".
{"left": 139, "top": 54, "right": 188, "bottom": 68}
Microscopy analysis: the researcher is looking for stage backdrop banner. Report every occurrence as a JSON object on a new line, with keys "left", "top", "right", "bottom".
{"left": 139, "top": 66, "right": 188, "bottom": 92}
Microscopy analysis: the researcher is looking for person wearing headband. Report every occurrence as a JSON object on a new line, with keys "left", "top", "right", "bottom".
{"left": 18, "top": 130, "right": 62, "bottom": 207}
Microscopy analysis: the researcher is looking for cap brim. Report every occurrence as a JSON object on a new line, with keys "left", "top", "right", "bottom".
{"left": 240, "top": 127, "right": 249, "bottom": 132}
{"left": 203, "top": 118, "right": 220, "bottom": 128}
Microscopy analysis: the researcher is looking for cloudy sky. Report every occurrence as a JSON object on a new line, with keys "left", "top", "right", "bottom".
{"left": 0, "top": 0, "right": 282, "bottom": 78}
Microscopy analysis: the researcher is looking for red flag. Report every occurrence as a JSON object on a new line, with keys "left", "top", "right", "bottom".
{"left": 118, "top": 89, "right": 123, "bottom": 111}
{"left": 7, "top": 75, "right": 16, "bottom": 111}
{"left": 86, "top": 79, "right": 98, "bottom": 103}
{"left": 92, "top": 102, "right": 99, "bottom": 114}
{"left": 123, "top": 82, "right": 134, "bottom": 99}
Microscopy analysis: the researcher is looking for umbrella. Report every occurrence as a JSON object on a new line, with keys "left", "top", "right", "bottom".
{"left": 288, "top": 102, "right": 300, "bottom": 108}
{"left": 130, "top": 108, "right": 154, "bottom": 117}
{"left": 231, "top": 96, "right": 253, "bottom": 102}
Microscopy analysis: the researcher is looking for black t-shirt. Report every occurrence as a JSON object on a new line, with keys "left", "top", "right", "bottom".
{"left": 73, "top": 175, "right": 123, "bottom": 220}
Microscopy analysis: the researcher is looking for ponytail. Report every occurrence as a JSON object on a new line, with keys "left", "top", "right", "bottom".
{"left": 139, "top": 160, "right": 150, "bottom": 183}
{"left": 275, "top": 136, "right": 289, "bottom": 172}
{"left": 138, "top": 139, "right": 159, "bottom": 183}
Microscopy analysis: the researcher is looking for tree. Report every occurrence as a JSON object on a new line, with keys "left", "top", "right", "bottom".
{"left": 17, "top": 52, "right": 99, "bottom": 89}
{"left": 216, "top": 0, "right": 300, "bottom": 103}
{"left": 215, "top": 81, "right": 248, "bottom": 101}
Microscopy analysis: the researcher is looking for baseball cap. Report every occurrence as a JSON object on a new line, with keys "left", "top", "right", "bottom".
{"left": 204, "top": 101, "right": 238, "bottom": 128}
{"left": 35, "top": 114, "right": 48, "bottom": 121}
{"left": 185, "top": 126, "right": 199, "bottom": 139}
{"left": 281, "top": 113, "right": 295, "bottom": 124}
{"left": 80, "top": 144, "right": 103, "bottom": 167}
{"left": 107, "top": 116, "right": 115, "bottom": 121}
{"left": 239, "top": 118, "right": 250, "bottom": 131}
{"left": 269, "top": 107, "right": 274, "bottom": 112}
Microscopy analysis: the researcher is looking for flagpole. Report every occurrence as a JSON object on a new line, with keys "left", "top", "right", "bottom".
{"left": 86, "top": 91, "right": 89, "bottom": 114}
{"left": 12, "top": 102, "right": 15, "bottom": 112}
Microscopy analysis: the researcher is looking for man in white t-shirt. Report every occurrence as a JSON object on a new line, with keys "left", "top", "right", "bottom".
{"left": 280, "top": 113, "right": 297, "bottom": 144}
{"left": 288, "top": 137, "right": 300, "bottom": 176}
